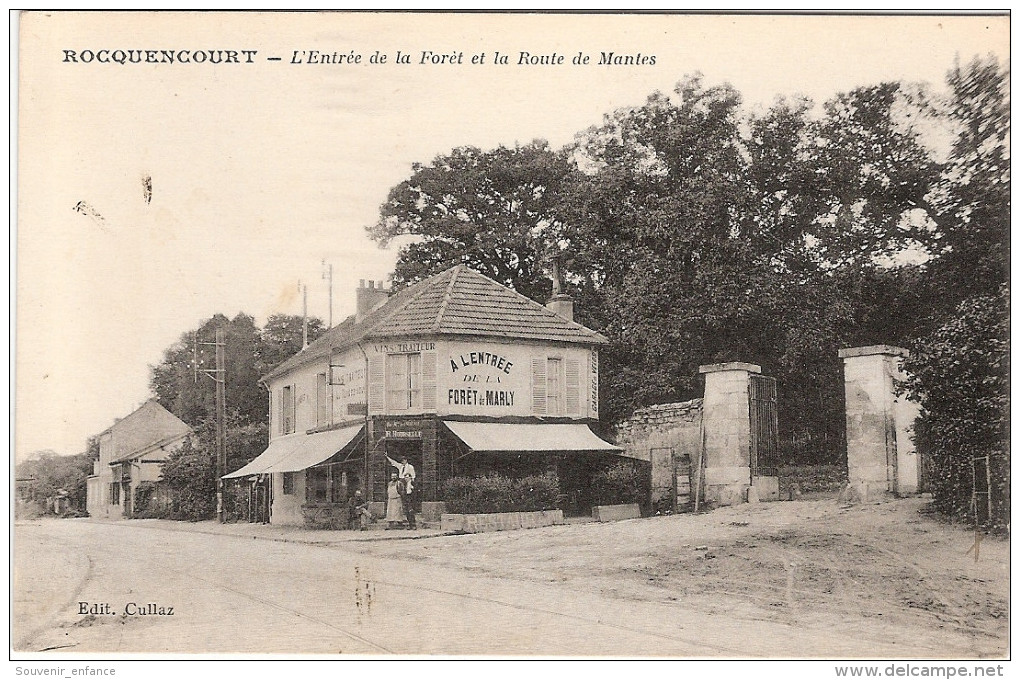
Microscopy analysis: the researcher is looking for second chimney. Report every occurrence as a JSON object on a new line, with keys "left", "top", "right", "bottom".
{"left": 357, "top": 279, "right": 390, "bottom": 321}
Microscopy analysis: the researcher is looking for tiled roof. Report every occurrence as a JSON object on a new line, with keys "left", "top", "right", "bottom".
{"left": 263, "top": 265, "right": 607, "bottom": 381}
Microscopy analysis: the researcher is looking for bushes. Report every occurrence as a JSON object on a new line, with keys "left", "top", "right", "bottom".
{"left": 591, "top": 462, "right": 646, "bottom": 506}
{"left": 441, "top": 472, "right": 559, "bottom": 514}
{"left": 904, "top": 287, "right": 1009, "bottom": 533}
{"left": 160, "top": 437, "right": 217, "bottom": 521}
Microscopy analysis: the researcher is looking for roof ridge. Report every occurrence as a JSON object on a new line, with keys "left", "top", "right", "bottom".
{"left": 462, "top": 267, "right": 595, "bottom": 333}
{"left": 368, "top": 267, "right": 454, "bottom": 330}
{"left": 431, "top": 265, "right": 462, "bottom": 332}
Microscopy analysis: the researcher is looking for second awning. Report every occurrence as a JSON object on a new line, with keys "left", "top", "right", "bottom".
{"left": 223, "top": 424, "right": 364, "bottom": 478}
{"left": 442, "top": 421, "right": 621, "bottom": 454}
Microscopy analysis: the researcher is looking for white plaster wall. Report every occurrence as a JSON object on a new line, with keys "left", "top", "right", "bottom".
{"left": 271, "top": 471, "right": 306, "bottom": 526}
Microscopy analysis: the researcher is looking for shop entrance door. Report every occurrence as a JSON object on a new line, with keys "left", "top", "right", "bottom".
{"left": 385, "top": 440, "right": 423, "bottom": 508}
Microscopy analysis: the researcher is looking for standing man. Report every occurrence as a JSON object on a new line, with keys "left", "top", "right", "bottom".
{"left": 386, "top": 454, "right": 417, "bottom": 529}
{"left": 386, "top": 454, "right": 416, "bottom": 493}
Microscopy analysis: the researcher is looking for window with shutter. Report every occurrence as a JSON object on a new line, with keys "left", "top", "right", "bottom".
{"left": 316, "top": 373, "right": 328, "bottom": 426}
{"left": 368, "top": 354, "right": 385, "bottom": 413}
{"left": 565, "top": 358, "right": 581, "bottom": 414}
{"left": 281, "top": 385, "right": 295, "bottom": 434}
{"left": 547, "top": 357, "right": 563, "bottom": 415}
{"left": 532, "top": 357, "right": 547, "bottom": 414}
{"left": 591, "top": 349, "right": 599, "bottom": 419}
{"left": 421, "top": 350, "right": 437, "bottom": 410}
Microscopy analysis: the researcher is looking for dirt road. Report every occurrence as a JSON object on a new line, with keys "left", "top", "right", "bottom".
{"left": 12, "top": 497, "right": 1008, "bottom": 657}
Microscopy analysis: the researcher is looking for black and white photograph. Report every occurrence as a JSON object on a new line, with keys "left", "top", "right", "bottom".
{"left": 11, "top": 10, "right": 1010, "bottom": 672}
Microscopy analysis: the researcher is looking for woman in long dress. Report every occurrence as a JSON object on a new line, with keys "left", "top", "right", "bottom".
{"left": 385, "top": 473, "right": 404, "bottom": 526}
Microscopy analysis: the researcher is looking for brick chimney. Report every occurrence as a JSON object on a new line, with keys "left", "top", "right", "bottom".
{"left": 356, "top": 279, "right": 390, "bottom": 322}
{"left": 545, "top": 257, "right": 574, "bottom": 321}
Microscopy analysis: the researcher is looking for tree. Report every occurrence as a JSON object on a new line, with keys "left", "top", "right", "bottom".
{"left": 369, "top": 141, "right": 577, "bottom": 300}
{"left": 17, "top": 451, "right": 93, "bottom": 514}
{"left": 922, "top": 56, "right": 1010, "bottom": 311}
{"left": 258, "top": 314, "right": 326, "bottom": 376}
{"left": 160, "top": 437, "right": 217, "bottom": 521}
{"left": 900, "top": 57, "right": 1010, "bottom": 530}
{"left": 150, "top": 313, "right": 325, "bottom": 428}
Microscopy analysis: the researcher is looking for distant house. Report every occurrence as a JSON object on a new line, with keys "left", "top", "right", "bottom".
{"left": 85, "top": 399, "right": 193, "bottom": 518}
{"left": 226, "top": 265, "right": 622, "bottom": 526}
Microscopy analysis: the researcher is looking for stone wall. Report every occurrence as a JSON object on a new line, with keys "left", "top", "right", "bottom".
{"left": 614, "top": 399, "right": 703, "bottom": 507}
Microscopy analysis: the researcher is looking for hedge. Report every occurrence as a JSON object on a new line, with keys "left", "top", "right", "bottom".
{"left": 440, "top": 472, "right": 560, "bottom": 514}
{"left": 590, "top": 462, "right": 646, "bottom": 506}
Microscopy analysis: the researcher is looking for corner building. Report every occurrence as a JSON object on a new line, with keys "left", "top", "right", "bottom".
{"left": 226, "top": 265, "right": 620, "bottom": 525}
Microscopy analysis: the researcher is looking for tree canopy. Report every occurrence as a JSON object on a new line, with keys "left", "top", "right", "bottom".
{"left": 367, "top": 58, "right": 1010, "bottom": 492}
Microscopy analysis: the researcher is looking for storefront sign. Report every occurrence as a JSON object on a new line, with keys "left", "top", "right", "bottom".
{"left": 450, "top": 351, "right": 514, "bottom": 374}
{"left": 383, "top": 418, "right": 423, "bottom": 439}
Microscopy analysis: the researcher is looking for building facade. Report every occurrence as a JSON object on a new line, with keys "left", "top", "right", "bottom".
{"left": 226, "top": 265, "right": 621, "bottom": 526}
{"left": 85, "top": 399, "right": 192, "bottom": 518}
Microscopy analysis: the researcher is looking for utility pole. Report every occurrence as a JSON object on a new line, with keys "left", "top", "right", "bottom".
{"left": 196, "top": 328, "right": 227, "bottom": 522}
{"left": 301, "top": 281, "right": 309, "bottom": 349}
{"left": 214, "top": 328, "right": 226, "bottom": 523}
{"left": 322, "top": 260, "right": 333, "bottom": 328}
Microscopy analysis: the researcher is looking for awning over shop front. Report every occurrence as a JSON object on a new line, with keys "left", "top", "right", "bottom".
{"left": 442, "top": 421, "right": 622, "bottom": 454}
{"left": 223, "top": 424, "right": 364, "bottom": 479}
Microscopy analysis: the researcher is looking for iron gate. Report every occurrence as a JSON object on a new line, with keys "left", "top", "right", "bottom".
{"left": 749, "top": 375, "right": 779, "bottom": 477}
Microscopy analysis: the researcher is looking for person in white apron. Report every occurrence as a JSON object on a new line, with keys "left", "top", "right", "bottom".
{"left": 385, "top": 473, "right": 404, "bottom": 527}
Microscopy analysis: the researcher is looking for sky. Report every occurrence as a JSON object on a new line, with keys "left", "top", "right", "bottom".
{"left": 14, "top": 12, "right": 1009, "bottom": 458}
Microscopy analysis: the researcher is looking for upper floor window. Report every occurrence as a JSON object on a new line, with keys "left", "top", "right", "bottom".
{"left": 546, "top": 357, "right": 563, "bottom": 415}
{"left": 316, "top": 372, "right": 328, "bottom": 427}
{"left": 386, "top": 353, "right": 422, "bottom": 411}
{"left": 532, "top": 356, "right": 581, "bottom": 416}
{"left": 279, "top": 385, "right": 296, "bottom": 435}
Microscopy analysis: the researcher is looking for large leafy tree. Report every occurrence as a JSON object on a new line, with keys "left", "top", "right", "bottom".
{"left": 370, "top": 141, "right": 576, "bottom": 300}
{"left": 902, "top": 57, "right": 1010, "bottom": 529}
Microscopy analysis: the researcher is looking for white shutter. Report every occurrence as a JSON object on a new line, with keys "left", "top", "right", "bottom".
{"left": 591, "top": 350, "right": 599, "bottom": 419}
{"left": 531, "top": 357, "right": 547, "bottom": 415}
{"left": 421, "top": 351, "right": 437, "bottom": 410}
{"left": 275, "top": 389, "right": 283, "bottom": 435}
{"left": 368, "top": 355, "right": 385, "bottom": 414}
{"left": 565, "top": 358, "right": 581, "bottom": 415}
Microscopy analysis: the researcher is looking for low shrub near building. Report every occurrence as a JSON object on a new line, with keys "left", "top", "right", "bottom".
{"left": 591, "top": 461, "right": 647, "bottom": 506}
{"left": 441, "top": 472, "right": 560, "bottom": 514}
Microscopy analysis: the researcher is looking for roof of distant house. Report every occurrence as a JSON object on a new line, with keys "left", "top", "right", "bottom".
{"left": 98, "top": 399, "right": 193, "bottom": 463}
{"left": 263, "top": 265, "right": 607, "bottom": 382}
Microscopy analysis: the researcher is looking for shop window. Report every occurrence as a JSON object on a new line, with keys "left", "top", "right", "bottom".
{"left": 308, "top": 466, "right": 328, "bottom": 502}
{"left": 282, "top": 472, "right": 295, "bottom": 495}
{"left": 386, "top": 353, "right": 422, "bottom": 411}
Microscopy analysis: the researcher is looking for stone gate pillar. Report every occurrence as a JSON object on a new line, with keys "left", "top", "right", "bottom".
{"left": 838, "top": 345, "right": 921, "bottom": 500}
{"left": 698, "top": 362, "right": 760, "bottom": 506}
